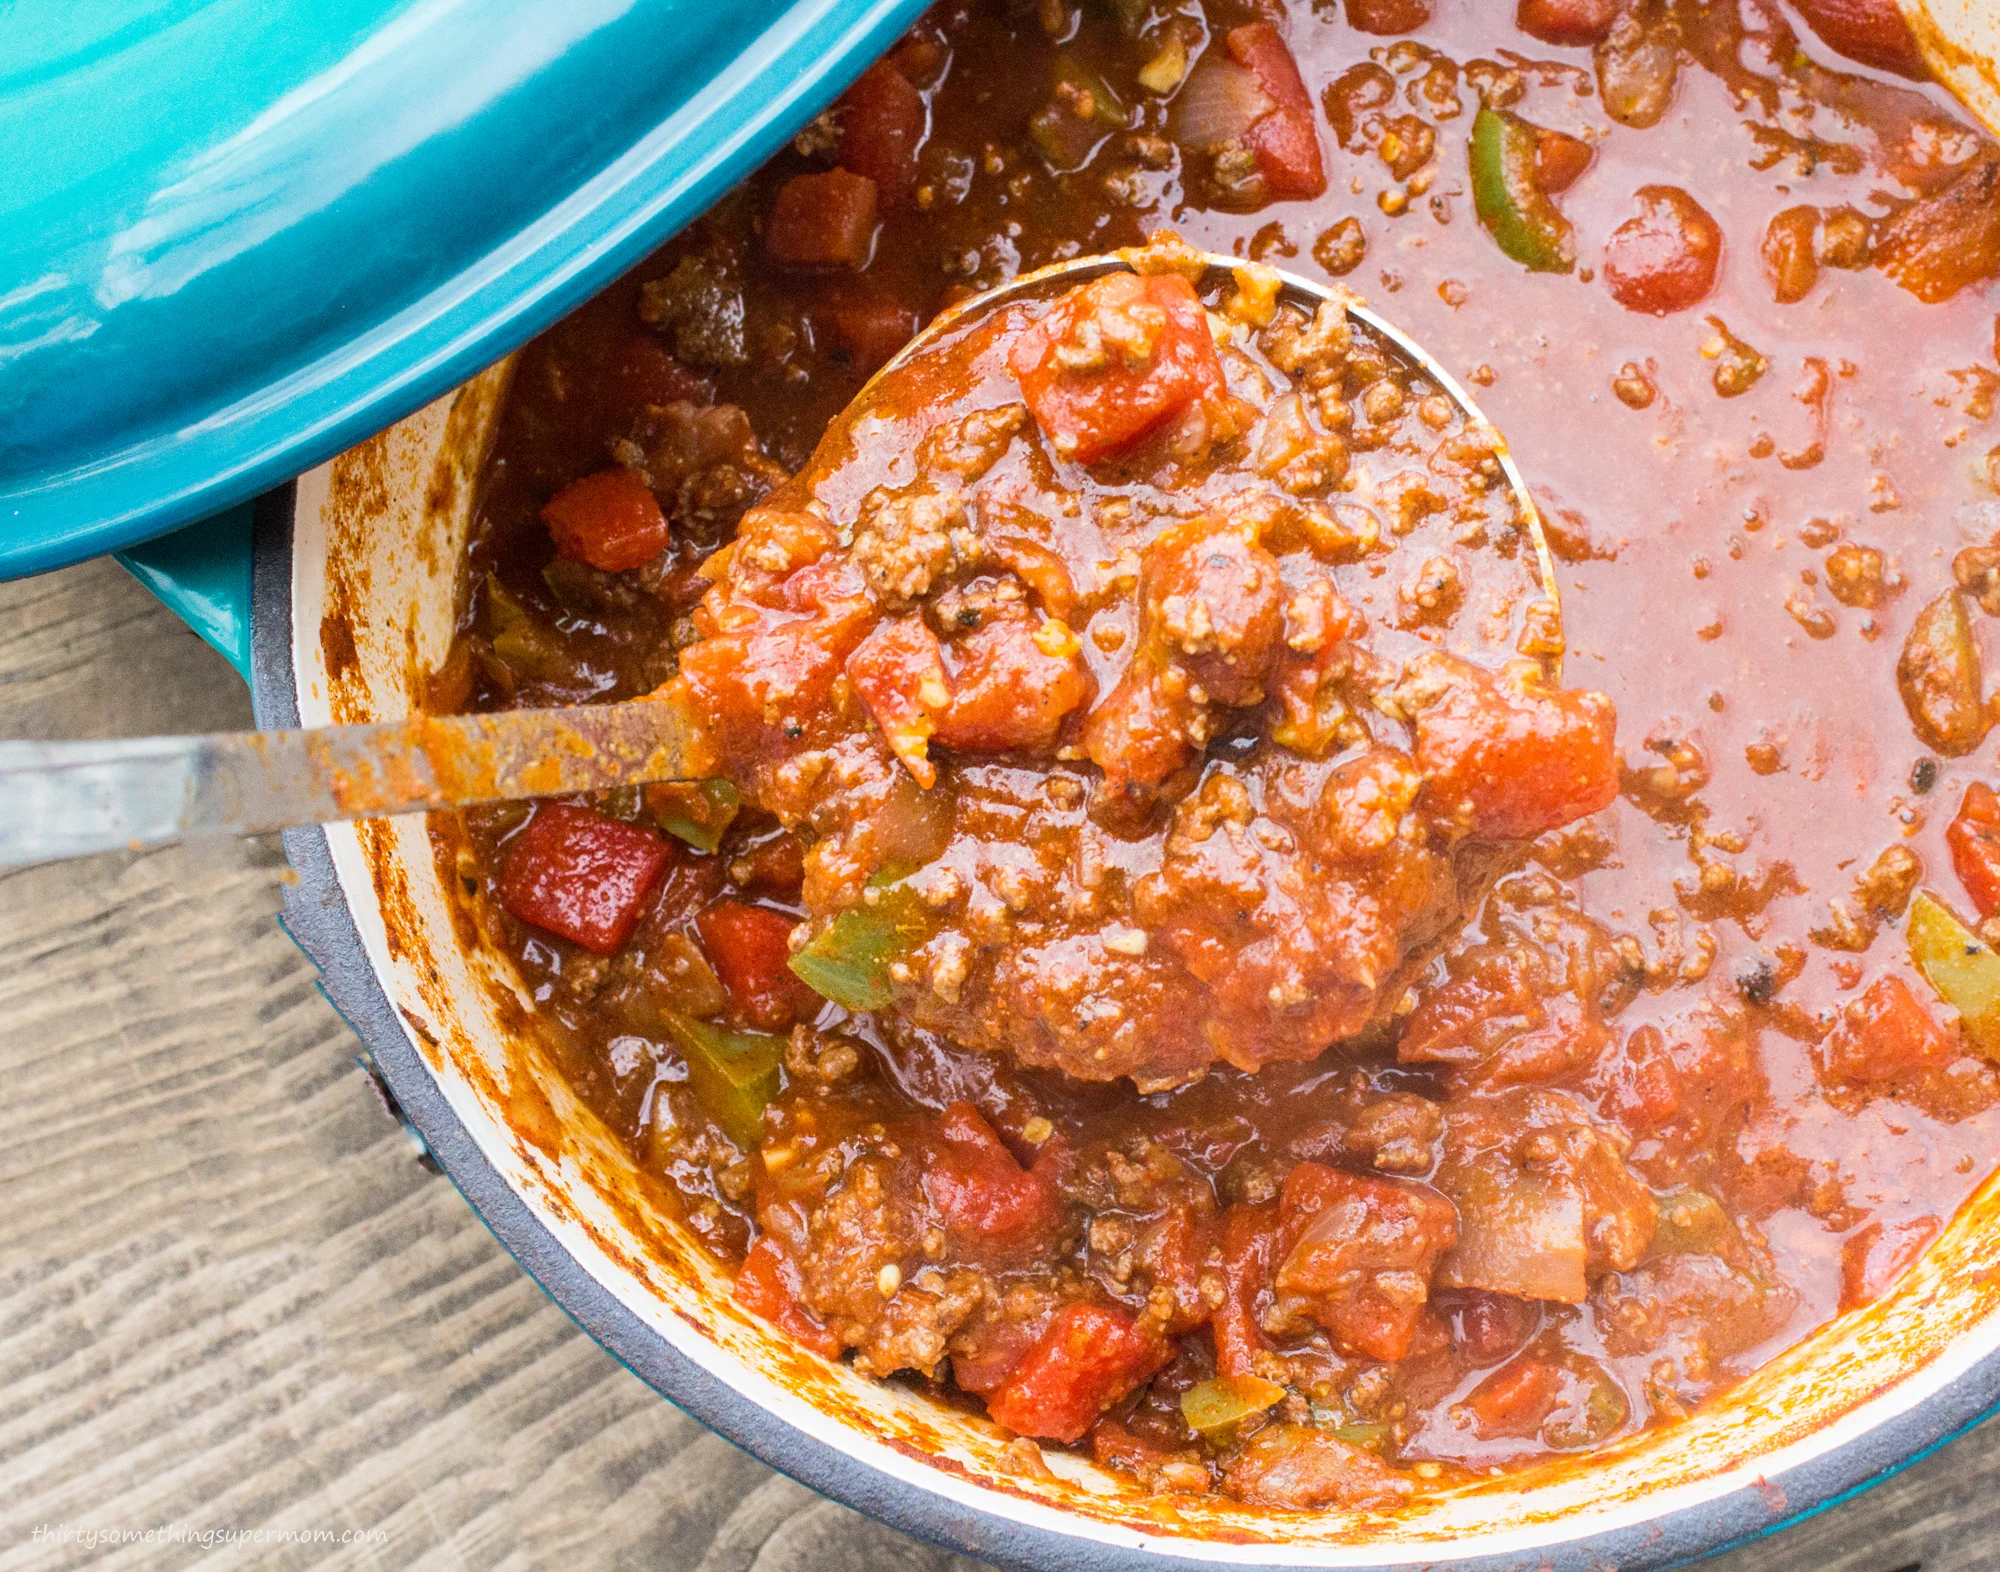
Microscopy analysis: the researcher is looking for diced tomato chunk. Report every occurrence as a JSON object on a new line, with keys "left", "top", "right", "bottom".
{"left": 1839, "top": 1214, "right": 1941, "bottom": 1311}
{"left": 849, "top": 602, "right": 1095, "bottom": 775}
{"left": 1398, "top": 946, "right": 1547, "bottom": 1068}
{"left": 1792, "top": 0, "right": 1927, "bottom": 78}
{"left": 1343, "top": 0, "right": 1432, "bottom": 34}
{"left": 1226, "top": 25, "right": 1327, "bottom": 200}
{"left": 1826, "top": 974, "right": 1960, "bottom": 1084}
{"left": 1008, "top": 271, "right": 1226, "bottom": 464}
{"left": 696, "top": 899, "right": 816, "bottom": 1031}
{"left": 672, "top": 554, "right": 875, "bottom": 743}
{"left": 1399, "top": 944, "right": 1611, "bottom": 1090}
{"left": 726, "top": 505, "right": 841, "bottom": 580}
{"left": 1212, "top": 1201, "right": 1281, "bottom": 1378}
{"left": 817, "top": 287, "right": 918, "bottom": 374}
{"left": 986, "top": 1301, "right": 1167, "bottom": 1443}
{"left": 1412, "top": 657, "right": 1619, "bottom": 840}
{"left": 734, "top": 1236, "right": 842, "bottom": 1358}
{"left": 924, "top": 1102, "right": 1060, "bottom": 1253}
{"left": 1273, "top": 1162, "right": 1457, "bottom": 1361}
{"left": 1947, "top": 782, "right": 2000, "bottom": 917}
{"left": 540, "top": 467, "right": 668, "bottom": 573}
{"left": 1516, "top": 0, "right": 1619, "bottom": 46}
{"left": 986, "top": 535, "right": 1079, "bottom": 622}
{"left": 838, "top": 60, "right": 927, "bottom": 208}
{"left": 847, "top": 614, "right": 949, "bottom": 786}
{"left": 499, "top": 804, "right": 671, "bottom": 954}
{"left": 1466, "top": 1355, "right": 1566, "bottom": 1438}
{"left": 1080, "top": 664, "right": 1196, "bottom": 794}
{"left": 609, "top": 336, "right": 712, "bottom": 412}
{"left": 952, "top": 1307, "right": 1054, "bottom": 1395}
{"left": 1139, "top": 518, "right": 1286, "bottom": 706}
{"left": 934, "top": 604, "right": 1096, "bottom": 754}
{"left": 1603, "top": 186, "right": 1723, "bottom": 316}
{"left": 1140, "top": 1201, "right": 1220, "bottom": 1335}
{"left": 1608, "top": 1025, "right": 1685, "bottom": 1130}
{"left": 1593, "top": 1014, "right": 1758, "bottom": 1160}
{"left": 766, "top": 169, "right": 880, "bottom": 269}
{"left": 1876, "top": 160, "right": 2000, "bottom": 305}
{"left": 1535, "top": 126, "right": 1594, "bottom": 194}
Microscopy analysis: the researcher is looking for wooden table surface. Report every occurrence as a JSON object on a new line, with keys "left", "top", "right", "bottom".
{"left": 1, "top": 556, "right": 1990, "bottom": 1572}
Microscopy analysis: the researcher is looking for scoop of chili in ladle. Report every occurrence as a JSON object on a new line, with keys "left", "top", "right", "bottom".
{"left": 662, "top": 232, "right": 1612, "bottom": 1089}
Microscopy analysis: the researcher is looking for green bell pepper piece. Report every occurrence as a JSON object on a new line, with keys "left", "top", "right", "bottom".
{"left": 1470, "top": 107, "right": 1575, "bottom": 274}
{"left": 483, "top": 574, "right": 572, "bottom": 681}
{"left": 1542, "top": 1359, "right": 1628, "bottom": 1450}
{"left": 647, "top": 778, "right": 741, "bottom": 854}
{"left": 1099, "top": 0, "right": 1149, "bottom": 33}
{"left": 1181, "top": 1375, "right": 1286, "bottom": 1444}
{"left": 661, "top": 1010, "right": 784, "bottom": 1149}
{"left": 1648, "top": 1187, "right": 1737, "bottom": 1259}
{"left": 1909, "top": 890, "right": 2000, "bottom": 1057}
{"left": 1030, "top": 54, "right": 1129, "bottom": 173}
{"left": 788, "top": 874, "right": 932, "bottom": 1012}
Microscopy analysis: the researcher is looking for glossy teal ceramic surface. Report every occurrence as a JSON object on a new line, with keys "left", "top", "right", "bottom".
{"left": 116, "top": 507, "right": 255, "bottom": 682}
{"left": 0, "top": 0, "right": 927, "bottom": 579}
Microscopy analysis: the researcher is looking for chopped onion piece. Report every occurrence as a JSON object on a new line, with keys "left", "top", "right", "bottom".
{"left": 1169, "top": 55, "right": 1274, "bottom": 150}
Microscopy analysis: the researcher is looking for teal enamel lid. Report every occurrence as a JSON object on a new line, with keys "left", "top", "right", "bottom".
{"left": 0, "top": 0, "right": 927, "bottom": 578}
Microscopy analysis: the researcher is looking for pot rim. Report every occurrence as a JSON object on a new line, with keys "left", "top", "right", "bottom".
{"left": 249, "top": 480, "right": 2000, "bottom": 1572}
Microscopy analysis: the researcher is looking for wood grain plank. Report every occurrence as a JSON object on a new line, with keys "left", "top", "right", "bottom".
{"left": 0, "top": 557, "right": 1987, "bottom": 1572}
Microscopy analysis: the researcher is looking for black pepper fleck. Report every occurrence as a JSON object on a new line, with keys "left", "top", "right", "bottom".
{"left": 1736, "top": 960, "right": 1778, "bottom": 1006}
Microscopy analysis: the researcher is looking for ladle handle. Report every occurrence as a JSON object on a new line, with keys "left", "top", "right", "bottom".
{"left": 0, "top": 700, "right": 695, "bottom": 870}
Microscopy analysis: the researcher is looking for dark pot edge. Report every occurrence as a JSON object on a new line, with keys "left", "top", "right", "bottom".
{"left": 248, "top": 481, "right": 2000, "bottom": 1572}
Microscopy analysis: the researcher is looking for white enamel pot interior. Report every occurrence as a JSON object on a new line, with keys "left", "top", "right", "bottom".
{"left": 248, "top": 362, "right": 2000, "bottom": 1572}
{"left": 1904, "top": 0, "right": 2000, "bottom": 136}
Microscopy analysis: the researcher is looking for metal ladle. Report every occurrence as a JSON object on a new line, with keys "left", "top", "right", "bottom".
{"left": 0, "top": 250, "right": 1559, "bottom": 870}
